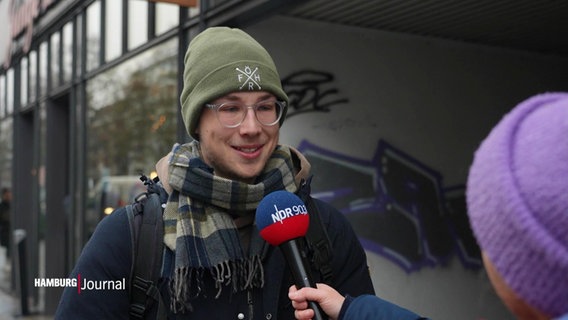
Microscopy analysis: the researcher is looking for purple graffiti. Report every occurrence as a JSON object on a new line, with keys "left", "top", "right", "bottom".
{"left": 298, "top": 139, "right": 482, "bottom": 273}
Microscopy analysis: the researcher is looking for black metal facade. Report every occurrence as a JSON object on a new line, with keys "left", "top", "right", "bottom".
{"left": 0, "top": 0, "right": 296, "bottom": 314}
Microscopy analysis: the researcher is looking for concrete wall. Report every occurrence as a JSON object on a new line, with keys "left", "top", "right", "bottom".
{"left": 246, "top": 15, "right": 568, "bottom": 320}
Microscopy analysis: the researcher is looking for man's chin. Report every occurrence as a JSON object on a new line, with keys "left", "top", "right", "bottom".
{"left": 211, "top": 166, "right": 257, "bottom": 184}
{"left": 239, "top": 173, "right": 261, "bottom": 184}
{"left": 234, "top": 167, "right": 263, "bottom": 184}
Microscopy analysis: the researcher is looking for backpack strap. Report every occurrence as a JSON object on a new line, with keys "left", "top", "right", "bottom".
{"left": 298, "top": 176, "right": 334, "bottom": 283}
{"left": 127, "top": 176, "right": 167, "bottom": 319}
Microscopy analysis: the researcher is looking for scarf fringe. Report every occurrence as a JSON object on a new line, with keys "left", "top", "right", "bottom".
{"left": 170, "top": 255, "right": 265, "bottom": 314}
{"left": 165, "top": 142, "right": 307, "bottom": 314}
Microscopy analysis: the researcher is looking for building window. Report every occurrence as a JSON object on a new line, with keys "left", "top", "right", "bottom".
{"left": 86, "top": 1, "right": 101, "bottom": 72}
{"left": 105, "top": 0, "right": 123, "bottom": 62}
{"left": 29, "top": 50, "right": 37, "bottom": 103}
{"left": 51, "top": 32, "right": 61, "bottom": 88}
{"left": 62, "top": 21, "right": 73, "bottom": 83}
{"left": 6, "top": 69, "right": 13, "bottom": 115}
{"left": 0, "top": 118, "right": 13, "bottom": 191}
{"left": 76, "top": 14, "right": 84, "bottom": 77}
{"left": 155, "top": 2, "right": 179, "bottom": 36}
{"left": 85, "top": 37, "right": 177, "bottom": 238}
{"left": 0, "top": 75, "right": 5, "bottom": 118}
{"left": 128, "top": 0, "right": 148, "bottom": 50}
{"left": 39, "top": 41, "right": 48, "bottom": 97}
{"left": 20, "top": 57, "right": 28, "bottom": 107}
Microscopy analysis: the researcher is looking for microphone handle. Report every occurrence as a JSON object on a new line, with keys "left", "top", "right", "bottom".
{"left": 280, "top": 239, "right": 327, "bottom": 320}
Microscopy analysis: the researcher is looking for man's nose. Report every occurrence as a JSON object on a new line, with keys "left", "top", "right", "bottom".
{"left": 239, "top": 107, "right": 262, "bottom": 134}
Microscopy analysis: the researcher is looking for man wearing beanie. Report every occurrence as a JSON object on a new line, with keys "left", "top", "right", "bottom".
{"left": 55, "top": 27, "right": 374, "bottom": 319}
{"left": 466, "top": 93, "right": 568, "bottom": 320}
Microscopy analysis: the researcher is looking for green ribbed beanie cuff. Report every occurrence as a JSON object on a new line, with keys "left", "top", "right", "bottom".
{"left": 180, "top": 27, "right": 289, "bottom": 139}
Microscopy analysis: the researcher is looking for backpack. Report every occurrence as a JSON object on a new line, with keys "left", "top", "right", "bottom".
{"left": 126, "top": 175, "right": 168, "bottom": 319}
{"left": 126, "top": 174, "right": 332, "bottom": 319}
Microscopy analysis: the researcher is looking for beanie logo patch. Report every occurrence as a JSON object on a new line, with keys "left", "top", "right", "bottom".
{"left": 236, "top": 66, "right": 261, "bottom": 90}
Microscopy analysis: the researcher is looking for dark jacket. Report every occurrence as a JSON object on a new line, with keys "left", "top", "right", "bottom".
{"left": 55, "top": 197, "right": 374, "bottom": 319}
{"left": 339, "top": 295, "right": 431, "bottom": 320}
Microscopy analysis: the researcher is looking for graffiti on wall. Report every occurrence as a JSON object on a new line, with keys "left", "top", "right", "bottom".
{"left": 282, "top": 70, "right": 348, "bottom": 118}
{"left": 280, "top": 68, "right": 481, "bottom": 272}
{"left": 298, "top": 139, "right": 482, "bottom": 272}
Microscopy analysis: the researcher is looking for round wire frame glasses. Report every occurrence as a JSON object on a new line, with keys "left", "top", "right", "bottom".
{"left": 205, "top": 100, "right": 287, "bottom": 128}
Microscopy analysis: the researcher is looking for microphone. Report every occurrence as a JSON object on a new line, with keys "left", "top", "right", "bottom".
{"left": 256, "top": 190, "right": 326, "bottom": 320}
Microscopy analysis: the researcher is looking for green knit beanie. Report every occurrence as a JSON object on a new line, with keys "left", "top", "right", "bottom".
{"left": 180, "top": 27, "right": 289, "bottom": 139}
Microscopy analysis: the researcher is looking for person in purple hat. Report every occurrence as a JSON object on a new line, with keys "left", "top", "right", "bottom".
{"left": 466, "top": 92, "right": 568, "bottom": 320}
{"left": 288, "top": 92, "right": 568, "bottom": 320}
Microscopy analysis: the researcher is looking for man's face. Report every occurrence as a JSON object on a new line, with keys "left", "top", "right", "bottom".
{"left": 196, "top": 91, "right": 280, "bottom": 184}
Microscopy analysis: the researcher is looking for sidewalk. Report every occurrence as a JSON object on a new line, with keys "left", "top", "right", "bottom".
{"left": 0, "top": 288, "right": 51, "bottom": 320}
{"left": 0, "top": 250, "right": 51, "bottom": 320}
{"left": 0, "top": 288, "right": 20, "bottom": 320}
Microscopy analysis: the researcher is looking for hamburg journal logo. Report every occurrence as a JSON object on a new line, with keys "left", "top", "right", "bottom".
{"left": 34, "top": 274, "right": 126, "bottom": 294}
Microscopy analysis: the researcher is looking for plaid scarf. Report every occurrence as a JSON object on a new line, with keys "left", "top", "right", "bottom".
{"left": 163, "top": 141, "right": 308, "bottom": 313}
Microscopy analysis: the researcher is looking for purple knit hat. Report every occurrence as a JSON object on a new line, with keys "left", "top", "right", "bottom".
{"left": 466, "top": 92, "right": 568, "bottom": 317}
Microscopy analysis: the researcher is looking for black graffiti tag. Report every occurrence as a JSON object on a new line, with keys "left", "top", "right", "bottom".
{"left": 282, "top": 70, "right": 348, "bottom": 118}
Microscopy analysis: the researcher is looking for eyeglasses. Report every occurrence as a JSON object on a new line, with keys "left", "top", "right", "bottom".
{"left": 205, "top": 100, "right": 286, "bottom": 128}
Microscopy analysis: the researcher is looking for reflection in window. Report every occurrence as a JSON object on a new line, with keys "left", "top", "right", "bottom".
{"left": 76, "top": 14, "right": 83, "bottom": 77}
{"left": 62, "top": 22, "right": 73, "bottom": 83}
{"left": 156, "top": 3, "right": 179, "bottom": 36}
{"left": 38, "top": 101, "right": 47, "bottom": 238}
{"left": 6, "top": 70, "right": 13, "bottom": 115}
{"left": 128, "top": 0, "right": 148, "bottom": 50}
{"left": 21, "top": 57, "right": 28, "bottom": 107}
{"left": 85, "top": 38, "right": 177, "bottom": 238}
{"left": 39, "top": 41, "right": 48, "bottom": 97}
{"left": 189, "top": 6, "right": 201, "bottom": 18}
{"left": 105, "top": 0, "right": 123, "bottom": 62}
{"left": 0, "top": 118, "right": 13, "bottom": 190}
{"left": 86, "top": 1, "right": 101, "bottom": 72}
{"left": 0, "top": 75, "right": 5, "bottom": 117}
{"left": 51, "top": 32, "right": 61, "bottom": 87}
{"left": 29, "top": 50, "right": 37, "bottom": 103}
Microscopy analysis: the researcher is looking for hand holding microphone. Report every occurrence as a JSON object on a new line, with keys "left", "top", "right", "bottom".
{"left": 256, "top": 191, "right": 327, "bottom": 320}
